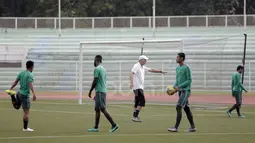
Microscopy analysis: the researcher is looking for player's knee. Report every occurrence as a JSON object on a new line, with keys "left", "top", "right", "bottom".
{"left": 23, "top": 109, "right": 29, "bottom": 114}
{"left": 14, "top": 105, "right": 20, "bottom": 110}
{"left": 184, "top": 106, "right": 190, "bottom": 112}
{"left": 139, "top": 99, "right": 146, "bottom": 107}
{"left": 94, "top": 107, "right": 100, "bottom": 112}
{"left": 100, "top": 108, "right": 106, "bottom": 113}
{"left": 176, "top": 106, "right": 182, "bottom": 113}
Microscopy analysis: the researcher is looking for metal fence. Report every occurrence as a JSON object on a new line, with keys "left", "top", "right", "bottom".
{"left": 0, "top": 15, "right": 254, "bottom": 29}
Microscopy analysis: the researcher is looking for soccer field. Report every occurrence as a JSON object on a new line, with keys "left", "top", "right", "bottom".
{"left": 0, "top": 99, "right": 255, "bottom": 143}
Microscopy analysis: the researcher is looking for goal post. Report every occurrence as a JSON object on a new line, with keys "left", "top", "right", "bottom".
{"left": 78, "top": 39, "right": 183, "bottom": 104}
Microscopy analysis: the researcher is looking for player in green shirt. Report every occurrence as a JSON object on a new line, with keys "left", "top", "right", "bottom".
{"left": 88, "top": 55, "right": 119, "bottom": 132}
{"left": 227, "top": 65, "right": 247, "bottom": 118}
{"left": 168, "top": 52, "right": 196, "bottom": 132}
{"left": 7, "top": 61, "right": 36, "bottom": 132}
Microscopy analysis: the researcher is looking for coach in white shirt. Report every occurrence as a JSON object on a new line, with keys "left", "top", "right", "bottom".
{"left": 130, "top": 55, "right": 166, "bottom": 122}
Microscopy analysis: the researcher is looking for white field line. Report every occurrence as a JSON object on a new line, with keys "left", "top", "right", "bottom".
{"left": 0, "top": 132, "right": 255, "bottom": 140}
{"left": 0, "top": 100, "right": 228, "bottom": 109}
{"left": 0, "top": 108, "right": 249, "bottom": 117}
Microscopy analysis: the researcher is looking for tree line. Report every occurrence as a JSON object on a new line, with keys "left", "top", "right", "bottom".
{"left": 0, "top": 0, "right": 255, "bottom": 17}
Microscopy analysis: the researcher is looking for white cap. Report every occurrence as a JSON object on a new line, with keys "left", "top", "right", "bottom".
{"left": 139, "top": 55, "right": 149, "bottom": 60}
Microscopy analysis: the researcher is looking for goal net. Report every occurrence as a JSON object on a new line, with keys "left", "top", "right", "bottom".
{"left": 178, "top": 34, "right": 248, "bottom": 96}
{"left": 78, "top": 39, "right": 183, "bottom": 104}
{"left": 79, "top": 35, "right": 248, "bottom": 104}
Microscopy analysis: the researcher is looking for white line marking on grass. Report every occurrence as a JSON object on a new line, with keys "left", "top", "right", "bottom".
{"left": 0, "top": 132, "right": 255, "bottom": 140}
{"left": 0, "top": 101, "right": 230, "bottom": 109}
{"left": 0, "top": 108, "right": 130, "bottom": 117}
{"left": 0, "top": 101, "right": 133, "bottom": 108}
{"left": 0, "top": 108, "right": 240, "bottom": 117}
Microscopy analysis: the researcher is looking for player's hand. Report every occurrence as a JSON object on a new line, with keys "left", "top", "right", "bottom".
{"left": 161, "top": 71, "right": 167, "bottom": 75}
{"left": 130, "top": 83, "right": 133, "bottom": 89}
{"left": 175, "top": 86, "right": 179, "bottom": 91}
{"left": 88, "top": 91, "right": 92, "bottom": 98}
{"left": 32, "top": 95, "right": 36, "bottom": 101}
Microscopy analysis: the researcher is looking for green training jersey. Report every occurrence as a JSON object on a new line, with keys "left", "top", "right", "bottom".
{"left": 232, "top": 71, "right": 247, "bottom": 92}
{"left": 17, "top": 70, "right": 34, "bottom": 96}
{"left": 173, "top": 64, "right": 192, "bottom": 91}
{"left": 94, "top": 65, "right": 107, "bottom": 93}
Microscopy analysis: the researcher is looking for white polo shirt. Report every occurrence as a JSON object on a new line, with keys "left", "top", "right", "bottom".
{"left": 131, "top": 62, "right": 151, "bottom": 90}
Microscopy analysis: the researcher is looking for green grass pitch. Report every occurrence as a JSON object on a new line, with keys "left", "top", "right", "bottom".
{"left": 0, "top": 99, "right": 255, "bottom": 143}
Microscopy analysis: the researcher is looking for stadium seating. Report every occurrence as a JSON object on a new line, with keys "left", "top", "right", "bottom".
{"left": 0, "top": 27, "right": 255, "bottom": 92}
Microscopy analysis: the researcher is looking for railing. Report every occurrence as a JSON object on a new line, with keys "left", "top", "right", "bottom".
{"left": 0, "top": 15, "right": 255, "bottom": 29}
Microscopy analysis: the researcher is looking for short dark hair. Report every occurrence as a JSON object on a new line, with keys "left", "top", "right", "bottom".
{"left": 26, "top": 60, "right": 34, "bottom": 69}
{"left": 178, "top": 52, "right": 185, "bottom": 61}
{"left": 95, "top": 55, "right": 102, "bottom": 63}
{"left": 237, "top": 65, "right": 244, "bottom": 71}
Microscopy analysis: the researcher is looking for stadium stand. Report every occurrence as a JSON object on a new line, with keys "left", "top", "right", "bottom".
{"left": 0, "top": 27, "right": 254, "bottom": 93}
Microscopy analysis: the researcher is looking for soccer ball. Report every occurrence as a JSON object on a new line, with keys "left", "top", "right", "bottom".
{"left": 166, "top": 85, "right": 176, "bottom": 96}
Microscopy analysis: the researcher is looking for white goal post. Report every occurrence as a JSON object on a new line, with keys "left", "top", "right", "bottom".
{"left": 78, "top": 39, "right": 183, "bottom": 104}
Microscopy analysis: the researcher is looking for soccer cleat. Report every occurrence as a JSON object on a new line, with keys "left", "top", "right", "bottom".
{"left": 226, "top": 111, "right": 232, "bottom": 118}
{"left": 23, "top": 128, "right": 34, "bottom": 132}
{"left": 238, "top": 115, "right": 246, "bottom": 118}
{"left": 109, "top": 125, "right": 119, "bottom": 132}
{"left": 132, "top": 117, "right": 142, "bottom": 122}
{"left": 185, "top": 128, "right": 196, "bottom": 132}
{"left": 5, "top": 89, "right": 16, "bottom": 96}
{"left": 88, "top": 128, "right": 99, "bottom": 132}
{"left": 168, "top": 127, "right": 178, "bottom": 132}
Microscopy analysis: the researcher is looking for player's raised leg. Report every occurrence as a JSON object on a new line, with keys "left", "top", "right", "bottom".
{"left": 7, "top": 61, "right": 36, "bottom": 131}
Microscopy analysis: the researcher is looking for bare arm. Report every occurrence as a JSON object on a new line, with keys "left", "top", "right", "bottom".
{"left": 88, "top": 78, "right": 98, "bottom": 98}
{"left": 149, "top": 69, "right": 163, "bottom": 73}
{"left": 29, "top": 82, "right": 35, "bottom": 96}
{"left": 29, "top": 82, "right": 36, "bottom": 101}
{"left": 10, "top": 79, "right": 19, "bottom": 90}
{"left": 89, "top": 78, "right": 98, "bottom": 93}
{"left": 130, "top": 72, "right": 134, "bottom": 88}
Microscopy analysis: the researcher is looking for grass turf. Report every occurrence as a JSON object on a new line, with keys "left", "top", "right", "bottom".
{"left": 0, "top": 99, "right": 255, "bottom": 143}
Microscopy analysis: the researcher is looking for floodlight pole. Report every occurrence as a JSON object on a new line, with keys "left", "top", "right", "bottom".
{"left": 244, "top": 0, "right": 247, "bottom": 29}
{"left": 152, "top": 0, "right": 156, "bottom": 37}
{"left": 58, "top": 0, "right": 61, "bottom": 37}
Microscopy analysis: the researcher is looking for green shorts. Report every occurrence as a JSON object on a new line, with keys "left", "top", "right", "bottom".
{"left": 94, "top": 92, "right": 106, "bottom": 110}
{"left": 16, "top": 92, "right": 30, "bottom": 110}
{"left": 232, "top": 91, "right": 242, "bottom": 104}
{"left": 177, "top": 90, "right": 191, "bottom": 108}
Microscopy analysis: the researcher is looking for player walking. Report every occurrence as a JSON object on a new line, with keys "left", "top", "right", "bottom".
{"left": 88, "top": 55, "right": 119, "bottom": 132}
{"left": 227, "top": 65, "right": 247, "bottom": 118}
{"left": 168, "top": 52, "right": 196, "bottom": 132}
{"left": 6, "top": 61, "right": 36, "bottom": 132}
{"left": 130, "top": 55, "right": 166, "bottom": 122}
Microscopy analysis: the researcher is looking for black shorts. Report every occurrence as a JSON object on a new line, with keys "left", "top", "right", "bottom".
{"left": 94, "top": 92, "right": 106, "bottom": 110}
{"left": 177, "top": 90, "right": 191, "bottom": 108}
{"left": 232, "top": 91, "right": 242, "bottom": 104}
{"left": 16, "top": 92, "right": 30, "bottom": 110}
{"left": 133, "top": 89, "right": 145, "bottom": 107}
